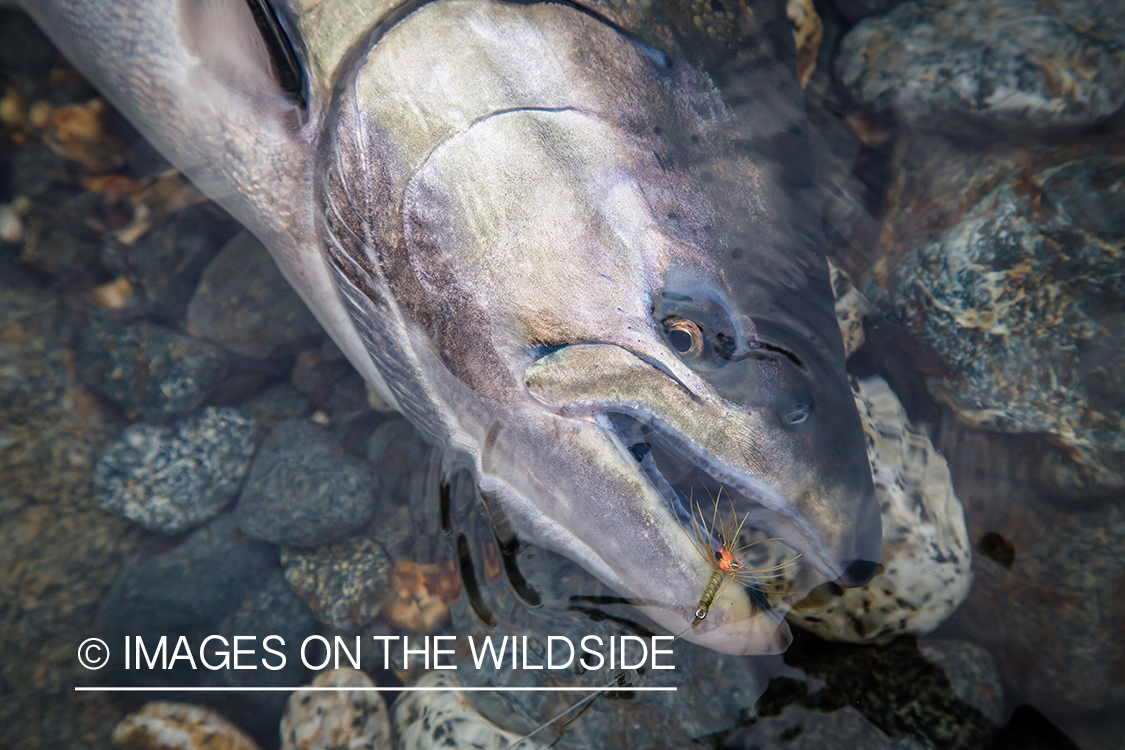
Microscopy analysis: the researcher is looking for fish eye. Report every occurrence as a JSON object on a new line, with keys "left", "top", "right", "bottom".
{"left": 664, "top": 317, "right": 704, "bottom": 358}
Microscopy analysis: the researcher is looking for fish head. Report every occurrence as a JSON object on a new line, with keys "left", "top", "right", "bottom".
{"left": 381, "top": 94, "right": 880, "bottom": 652}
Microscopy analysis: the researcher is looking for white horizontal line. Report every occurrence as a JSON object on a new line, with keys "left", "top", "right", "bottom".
{"left": 75, "top": 686, "right": 677, "bottom": 692}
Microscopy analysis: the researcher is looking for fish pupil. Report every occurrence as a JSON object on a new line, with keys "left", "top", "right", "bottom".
{"left": 669, "top": 328, "right": 693, "bottom": 354}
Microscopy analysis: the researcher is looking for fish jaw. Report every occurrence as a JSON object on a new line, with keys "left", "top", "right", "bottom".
{"left": 477, "top": 408, "right": 793, "bottom": 656}
{"left": 524, "top": 342, "right": 881, "bottom": 590}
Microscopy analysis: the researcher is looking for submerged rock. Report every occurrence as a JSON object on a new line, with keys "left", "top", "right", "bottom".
{"left": 755, "top": 636, "right": 997, "bottom": 750}
{"left": 281, "top": 669, "right": 391, "bottom": 750}
{"left": 112, "top": 702, "right": 260, "bottom": 750}
{"left": 291, "top": 340, "right": 370, "bottom": 417}
{"left": 95, "top": 513, "right": 279, "bottom": 689}
{"left": 186, "top": 230, "right": 322, "bottom": 359}
{"left": 78, "top": 319, "right": 229, "bottom": 423}
{"left": 93, "top": 407, "right": 262, "bottom": 534}
{"left": 940, "top": 425, "right": 1125, "bottom": 712}
{"left": 393, "top": 673, "right": 543, "bottom": 750}
{"left": 726, "top": 704, "right": 928, "bottom": 750}
{"left": 365, "top": 419, "right": 430, "bottom": 555}
{"left": 864, "top": 135, "right": 1125, "bottom": 492}
{"left": 918, "top": 640, "right": 1003, "bottom": 724}
{"left": 280, "top": 537, "right": 393, "bottom": 633}
{"left": 101, "top": 204, "right": 239, "bottom": 323}
{"left": 836, "top": 0, "right": 1125, "bottom": 135}
{"left": 236, "top": 418, "right": 378, "bottom": 547}
{"left": 239, "top": 380, "right": 314, "bottom": 425}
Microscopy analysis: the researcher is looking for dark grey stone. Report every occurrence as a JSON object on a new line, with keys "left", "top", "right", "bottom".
{"left": 835, "top": 0, "right": 1125, "bottom": 135}
{"left": 77, "top": 319, "right": 229, "bottom": 422}
{"left": 101, "top": 204, "right": 239, "bottom": 322}
{"left": 918, "top": 640, "right": 1004, "bottom": 724}
{"left": 726, "top": 705, "right": 927, "bottom": 750}
{"left": 365, "top": 418, "right": 430, "bottom": 555}
{"left": 831, "top": 0, "right": 905, "bottom": 23}
{"left": 19, "top": 206, "right": 102, "bottom": 282}
{"left": 4, "top": 143, "right": 70, "bottom": 201}
{"left": 93, "top": 513, "right": 280, "bottom": 689}
{"left": 210, "top": 572, "right": 319, "bottom": 739}
{"left": 93, "top": 407, "right": 264, "bottom": 534}
{"left": 239, "top": 380, "right": 314, "bottom": 425}
{"left": 186, "top": 230, "right": 322, "bottom": 359}
{"left": 290, "top": 339, "right": 369, "bottom": 416}
{"left": 237, "top": 418, "right": 378, "bottom": 547}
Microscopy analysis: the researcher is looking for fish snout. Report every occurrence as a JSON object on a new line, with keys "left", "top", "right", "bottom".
{"left": 837, "top": 484, "right": 883, "bottom": 586}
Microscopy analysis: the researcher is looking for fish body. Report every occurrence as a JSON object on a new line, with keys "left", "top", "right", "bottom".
{"left": 21, "top": 0, "right": 881, "bottom": 654}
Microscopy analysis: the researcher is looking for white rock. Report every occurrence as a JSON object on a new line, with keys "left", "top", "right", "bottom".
{"left": 112, "top": 702, "right": 260, "bottom": 750}
{"left": 281, "top": 668, "right": 391, "bottom": 750}
{"left": 393, "top": 673, "right": 544, "bottom": 750}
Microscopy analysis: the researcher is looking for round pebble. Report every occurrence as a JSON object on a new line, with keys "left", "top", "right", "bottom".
{"left": 93, "top": 407, "right": 263, "bottom": 534}
{"left": 280, "top": 537, "right": 393, "bottom": 633}
{"left": 281, "top": 669, "right": 392, "bottom": 750}
{"left": 236, "top": 418, "right": 378, "bottom": 547}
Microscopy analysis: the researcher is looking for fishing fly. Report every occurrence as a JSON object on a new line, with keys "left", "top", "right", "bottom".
{"left": 677, "top": 488, "right": 801, "bottom": 627}
{"left": 506, "top": 489, "right": 800, "bottom": 748}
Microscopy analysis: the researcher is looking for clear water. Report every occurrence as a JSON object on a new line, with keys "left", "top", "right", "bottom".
{"left": 1, "top": 2, "right": 1122, "bottom": 749}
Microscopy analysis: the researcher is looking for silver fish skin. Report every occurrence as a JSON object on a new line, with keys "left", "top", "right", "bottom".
{"left": 20, "top": 0, "right": 881, "bottom": 655}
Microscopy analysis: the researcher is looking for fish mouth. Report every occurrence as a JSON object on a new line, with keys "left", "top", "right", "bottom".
{"left": 599, "top": 410, "right": 811, "bottom": 593}
{"left": 522, "top": 341, "right": 878, "bottom": 652}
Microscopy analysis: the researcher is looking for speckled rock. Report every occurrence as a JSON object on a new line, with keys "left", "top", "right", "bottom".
{"left": 381, "top": 560, "right": 460, "bottom": 634}
{"left": 186, "top": 230, "right": 322, "bottom": 359}
{"left": 281, "top": 537, "right": 393, "bottom": 633}
{"left": 236, "top": 418, "right": 377, "bottom": 547}
{"left": 393, "top": 673, "right": 544, "bottom": 750}
{"left": 939, "top": 425, "right": 1125, "bottom": 712}
{"left": 93, "top": 407, "right": 263, "bottom": 534}
{"left": 836, "top": 0, "right": 1125, "bottom": 135}
{"left": 112, "top": 702, "right": 260, "bottom": 750}
{"left": 864, "top": 136, "right": 1125, "bottom": 492}
{"left": 918, "top": 640, "right": 1003, "bottom": 724}
{"left": 758, "top": 376, "right": 971, "bottom": 643}
{"left": 101, "top": 204, "right": 239, "bottom": 323}
{"left": 830, "top": 260, "right": 870, "bottom": 357}
{"left": 756, "top": 636, "right": 996, "bottom": 750}
{"left": 281, "top": 669, "right": 391, "bottom": 750}
{"left": 726, "top": 704, "right": 928, "bottom": 750}
{"left": 78, "top": 319, "right": 229, "bottom": 423}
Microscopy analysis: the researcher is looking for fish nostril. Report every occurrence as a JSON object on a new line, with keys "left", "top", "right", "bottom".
{"left": 839, "top": 558, "right": 880, "bottom": 587}
{"left": 785, "top": 403, "right": 812, "bottom": 425}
